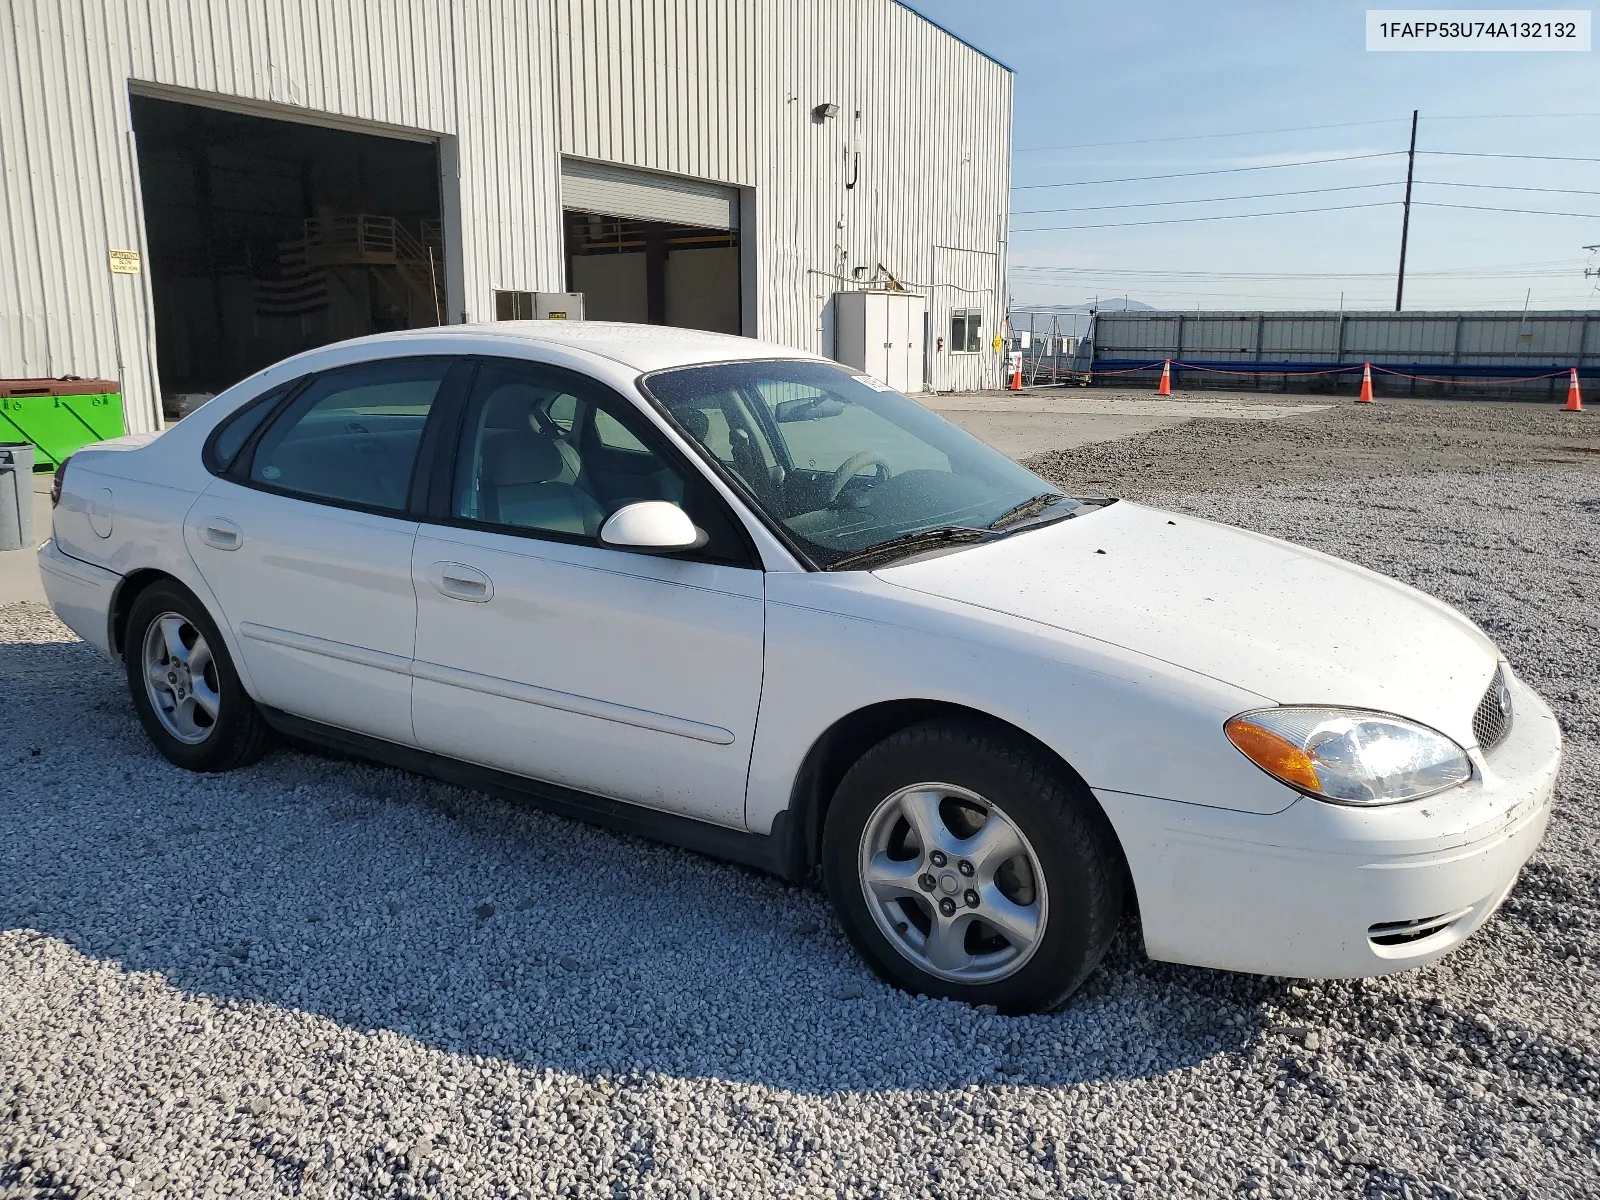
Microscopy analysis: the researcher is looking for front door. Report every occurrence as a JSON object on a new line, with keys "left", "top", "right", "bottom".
{"left": 409, "top": 358, "right": 765, "bottom": 827}
{"left": 186, "top": 357, "right": 455, "bottom": 746}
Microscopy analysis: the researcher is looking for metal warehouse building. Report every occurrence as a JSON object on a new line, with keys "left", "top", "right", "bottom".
{"left": 2, "top": 0, "right": 1013, "bottom": 435}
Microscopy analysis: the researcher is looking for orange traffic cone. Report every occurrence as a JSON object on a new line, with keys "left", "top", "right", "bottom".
{"left": 1157, "top": 359, "right": 1172, "bottom": 396}
{"left": 1357, "top": 362, "right": 1374, "bottom": 403}
{"left": 1566, "top": 367, "right": 1583, "bottom": 412}
{"left": 1009, "top": 352, "right": 1023, "bottom": 391}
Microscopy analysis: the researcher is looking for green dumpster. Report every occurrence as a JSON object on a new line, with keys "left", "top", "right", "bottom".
{"left": 0, "top": 378, "right": 127, "bottom": 469}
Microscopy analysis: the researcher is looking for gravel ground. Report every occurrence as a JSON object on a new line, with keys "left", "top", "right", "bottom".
{"left": 3, "top": 399, "right": 1599, "bottom": 1199}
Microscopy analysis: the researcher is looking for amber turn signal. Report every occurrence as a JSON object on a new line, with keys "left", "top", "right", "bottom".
{"left": 1224, "top": 717, "right": 1322, "bottom": 794}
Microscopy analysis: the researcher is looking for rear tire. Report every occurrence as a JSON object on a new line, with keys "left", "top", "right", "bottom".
{"left": 823, "top": 718, "right": 1124, "bottom": 1014}
{"left": 123, "top": 580, "right": 273, "bottom": 772}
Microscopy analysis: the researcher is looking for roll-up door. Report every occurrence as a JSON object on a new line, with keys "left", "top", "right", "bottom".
{"left": 560, "top": 159, "right": 739, "bottom": 231}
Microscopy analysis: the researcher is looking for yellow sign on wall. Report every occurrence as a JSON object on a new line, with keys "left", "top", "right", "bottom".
{"left": 108, "top": 249, "right": 141, "bottom": 274}
{"left": 991, "top": 334, "right": 1004, "bottom": 354}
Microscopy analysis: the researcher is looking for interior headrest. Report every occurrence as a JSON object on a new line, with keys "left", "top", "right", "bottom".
{"left": 481, "top": 430, "right": 565, "bottom": 485}
{"left": 481, "top": 385, "right": 542, "bottom": 431}
{"left": 671, "top": 405, "right": 711, "bottom": 441}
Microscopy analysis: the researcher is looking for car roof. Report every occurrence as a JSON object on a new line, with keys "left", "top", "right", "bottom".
{"left": 374, "top": 320, "right": 828, "bottom": 374}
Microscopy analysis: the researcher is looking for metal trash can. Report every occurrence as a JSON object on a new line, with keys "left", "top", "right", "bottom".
{"left": 0, "top": 442, "right": 36, "bottom": 551}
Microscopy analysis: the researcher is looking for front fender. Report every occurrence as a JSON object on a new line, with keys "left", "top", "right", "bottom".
{"left": 746, "top": 572, "right": 1300, "bottom": 836}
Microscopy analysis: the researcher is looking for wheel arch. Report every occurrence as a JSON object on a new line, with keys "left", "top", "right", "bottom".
{"left": 108, "top": 568, "right": 256, "bottom": 701}
{"left": 110, "top": 568, "right": 183, "bottom": 656}
{"left": 783, "top": 698, "right": 1128, "bottom": 887}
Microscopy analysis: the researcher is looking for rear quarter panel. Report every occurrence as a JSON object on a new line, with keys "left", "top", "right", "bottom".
{"left": 50, "top": 399, "right": 262, "bottom": 684}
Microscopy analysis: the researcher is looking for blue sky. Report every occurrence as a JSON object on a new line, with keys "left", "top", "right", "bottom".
{"left": 908, "top": 0, "right": 1600, "bottom": 311}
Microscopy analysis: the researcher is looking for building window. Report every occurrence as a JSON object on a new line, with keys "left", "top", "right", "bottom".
{"left": 950, "top": 309, "right": 982, "bottom": 354}
{"left": 495, "top": 290, "right": 536, "bottom": 320}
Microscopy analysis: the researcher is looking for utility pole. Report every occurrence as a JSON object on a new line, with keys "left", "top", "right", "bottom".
{"left": 1395, "top": 109, "right": 1418, "bottom": 312}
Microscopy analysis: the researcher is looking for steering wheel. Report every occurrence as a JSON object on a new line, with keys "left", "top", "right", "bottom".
{"left": 827, "top": 451, "right": 893, "bottom": 506}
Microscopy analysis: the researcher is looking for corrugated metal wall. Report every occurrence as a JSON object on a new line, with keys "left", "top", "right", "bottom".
{"left": 1094, "top": 310, "right": 1600, "bottom": 370}
{"left": 552, "top": 0, "right": 1012, "bottom": 391}
{"left": 1, "top": 0, "right": 1010, "bottom": 433}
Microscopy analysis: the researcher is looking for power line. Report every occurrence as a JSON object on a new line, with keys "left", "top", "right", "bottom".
{"left": 1010, "top": 282, "right": 1574, "bottom": 303}
{"left": 1010, "top": 180, "right": 1600, "bottom": 217}
{"left": 1417, "top": 180, "right": 1600, "bottom": 198}
{"left": 1014, "top": 119, "right": 1406, "bottom": 153}
{"left": 1011, "top": 201, "right": 1399, "bottom": 233}
{"left": 1012, "top": 196, "right": 1600, "bottom": 233}
{"left": 1421, "top": 150, "right": 1600, "bottom": 163}
{"left": 1414, "top": 201, "right": 1600, "bottom": 219}
{"left": 1012, "top": 112, "right": 1600, "bottom": 154}
{"left": 1008, "top": 262, "right": 1579, "bottom": 280}
{"left": 1011, "top": 182, "right": 1399, "bottom": 216}
{"left": 1423, "top": 112, "right": 1600, "bottom": 120}
{"left": 1010, "top": 152, "right": 1401, "bottom": 191}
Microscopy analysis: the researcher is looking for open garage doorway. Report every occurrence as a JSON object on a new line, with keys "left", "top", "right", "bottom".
{"left": 130, "top": 94, "right": 445, "bottom": 409}
{"left": 561, "top": 160, "right": 741, "bottom": 335}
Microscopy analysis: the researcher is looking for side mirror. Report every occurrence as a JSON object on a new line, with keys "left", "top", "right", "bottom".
{"left": 599, "top": 501, "right": 708, "bottom": 554}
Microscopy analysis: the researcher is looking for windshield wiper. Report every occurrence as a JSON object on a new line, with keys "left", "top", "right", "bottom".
{"left": 825, "top": 526, "right": 992, "bottom": 571}
{"left": 987, "top": 491, "right": 1070, "bottom": 531}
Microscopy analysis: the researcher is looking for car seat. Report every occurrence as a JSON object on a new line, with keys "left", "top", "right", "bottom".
{"left": 478, "top": 429, "right": 604, "bottom": 536}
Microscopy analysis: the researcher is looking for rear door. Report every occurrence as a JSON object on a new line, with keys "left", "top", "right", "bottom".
{"left": 187, "top": 357, "right": 458, "bottom": 746}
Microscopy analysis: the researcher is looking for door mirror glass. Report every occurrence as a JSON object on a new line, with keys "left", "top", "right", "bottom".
{"left": 599, "top": 501, "right": 708, "bottom": 554}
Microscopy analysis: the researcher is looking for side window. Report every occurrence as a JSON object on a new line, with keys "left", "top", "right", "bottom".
{"left": 204, "top": 380, "right": 295, "bottom": 473}
{"left": 450, "top": 360, "right": 751, "bottom": 565}
{"left": 246, "top": 358, "right": 450, "bottom": 511}
{"left": 593, "top": 408, "right": 649, "bottom": 453}
{"left": 546, "top": 393, "right": 579, "bottom": 433}
{"left": 950, "top": 310, "right": 982, "bottom": 354}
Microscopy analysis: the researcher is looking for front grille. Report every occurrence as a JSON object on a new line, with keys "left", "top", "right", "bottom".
{"left": 1472, "top": 666, "right": 1513, "bottom": 752}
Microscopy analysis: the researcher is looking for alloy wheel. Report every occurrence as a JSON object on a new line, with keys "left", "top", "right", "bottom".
{"left": 856, "top": 782, "right": 1049, "bottom": 984}
{"left": 141, "top": 611, "right": 221, "bottom": 745}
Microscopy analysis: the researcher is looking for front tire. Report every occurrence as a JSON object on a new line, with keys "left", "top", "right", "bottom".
{"left": 823, "top": 718, "right": 1125, "bottom": 1014}
{"left": 123, "top": 580, "right": 273, "bottom": 772}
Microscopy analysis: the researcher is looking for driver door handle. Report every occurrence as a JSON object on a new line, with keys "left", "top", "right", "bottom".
{"left": 428, "top": 561, "right": 493, "bottom": 603}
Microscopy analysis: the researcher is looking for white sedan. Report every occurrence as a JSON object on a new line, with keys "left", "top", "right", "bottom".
{"left": 39, "top": 323, "right": 1561, "bottom": 1013}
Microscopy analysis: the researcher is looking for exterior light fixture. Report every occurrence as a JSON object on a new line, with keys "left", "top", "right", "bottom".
{"left": 813, "top": 102, "right": 839, "bottom": 120}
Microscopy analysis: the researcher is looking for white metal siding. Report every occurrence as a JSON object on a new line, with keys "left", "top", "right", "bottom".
{"left": 2, "top": 0, "right": 1011, "bottom": 428}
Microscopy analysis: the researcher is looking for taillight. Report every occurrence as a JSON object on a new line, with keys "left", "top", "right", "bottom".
{"left": 50, "top": 456, "right": 69, "bottom": 508}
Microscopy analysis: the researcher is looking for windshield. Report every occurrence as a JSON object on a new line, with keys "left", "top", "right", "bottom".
{"left": 640, "top": 360, "right": 1079, "bottom": 568}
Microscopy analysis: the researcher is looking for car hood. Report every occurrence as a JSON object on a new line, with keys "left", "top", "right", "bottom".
{"left": 875, "top": 501, "right": 1499, "bottom": 747}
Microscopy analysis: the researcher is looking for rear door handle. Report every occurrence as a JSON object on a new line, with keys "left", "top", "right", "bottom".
{"left": 428, "top": 561, "right": 493, "bottom": 603}
{"left": 200, "top": 518, "right": 242, "bottom": 550}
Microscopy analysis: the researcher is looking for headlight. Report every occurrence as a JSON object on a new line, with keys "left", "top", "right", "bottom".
{"left": 1225, "top": 707, "right": 1471, "bottom": 805}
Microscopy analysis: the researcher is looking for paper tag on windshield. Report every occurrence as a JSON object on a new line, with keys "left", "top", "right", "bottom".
{"left": 852, "top": 374, "right": 893, "bottom": 391}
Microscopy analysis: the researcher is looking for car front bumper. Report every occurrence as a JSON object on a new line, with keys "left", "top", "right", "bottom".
{"left": 1097, "top": 668, "right": 1561, "bottom": 979}
{"left": 38, "top": 537, "right": 119, "bottom": 655}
